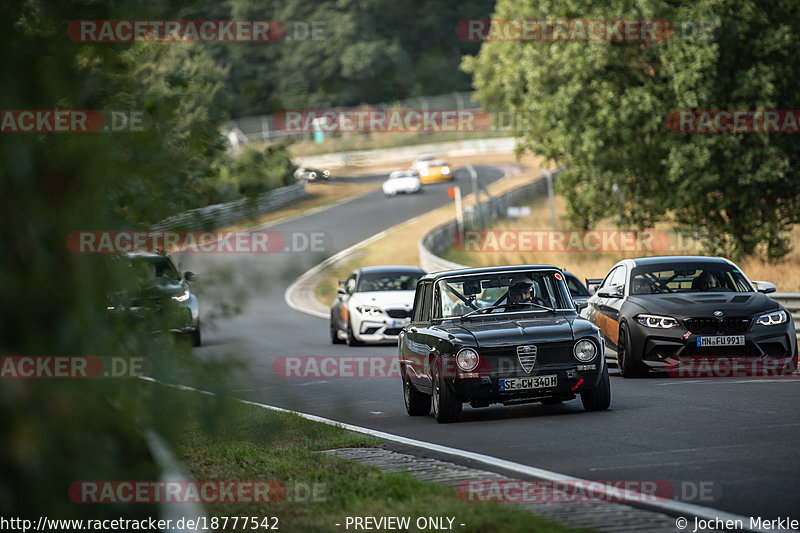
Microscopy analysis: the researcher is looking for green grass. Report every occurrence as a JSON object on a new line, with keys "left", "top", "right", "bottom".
{"left": 159, "top": 383, "right": 586, "bottom": 533}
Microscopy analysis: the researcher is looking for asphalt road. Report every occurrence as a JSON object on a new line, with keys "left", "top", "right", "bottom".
{"left": 177, "top": 165, "right": 800, "bottom": 524}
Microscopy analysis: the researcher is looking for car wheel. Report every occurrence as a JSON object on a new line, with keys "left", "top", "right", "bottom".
{"left": 581, "top": 365, "right": 611, "bottom": 411}
{"left": 330, "top": 318, "right": 344, "bottom": 344}
{"left": 191, "top": 324, "right": 201, "bottom": 347}
{"left": 403, "top": 373, "right": 431, "bottom": 416}
{"left": 346, "top": 319, "right": 363, "bottom": 347}
{"left": 432, "top": 362, "right": 462, "bottom": 423}
{"left": 617, "top": 323, "right": 645, "bottom": 378}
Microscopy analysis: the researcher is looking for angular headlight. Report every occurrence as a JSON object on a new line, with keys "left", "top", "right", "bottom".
{"left": 172, "top": 290, "right": 190, "bottom": 302}
{"left": 573, "top": 339, "right": 597, "bottom": 362}
{"left": 456, "top": 347, "right": 479, "bottom": 371}
{"left": 355, "top": 305, "right": 383, "bottom": 317}
{"left": 636, "top": 314, "right": 678, "bottom": 328}
{"left": 756, "top": 309, "right": 787, "bottom": 326}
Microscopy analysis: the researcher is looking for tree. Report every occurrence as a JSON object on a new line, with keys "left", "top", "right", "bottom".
{"left": 1, "top": 0, "right": 235, "bottom": 519}
{"left": 463, "top": 0, "right": 800, "bottom": 260}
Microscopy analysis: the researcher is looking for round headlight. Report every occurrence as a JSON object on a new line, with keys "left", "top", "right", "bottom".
{"left": 574, "top": 339, "right": 597, "bottom": 362}
{"left": 456, "top": 347, "right": 479, "bottom": 371}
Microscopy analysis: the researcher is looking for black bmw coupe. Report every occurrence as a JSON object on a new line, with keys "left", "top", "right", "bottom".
{"left": 583, "top": 256, "right": 797, "bottom": 377}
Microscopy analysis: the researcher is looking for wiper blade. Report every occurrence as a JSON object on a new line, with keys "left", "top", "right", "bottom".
{"left": 460, "top": 302, "right": 554, "bottom": 320}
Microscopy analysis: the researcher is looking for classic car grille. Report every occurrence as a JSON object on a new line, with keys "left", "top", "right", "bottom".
{"left": 386, "top": 309, "right": 411, "bottom": 319}
{"left": 684, "top": 317, "right": 751, "bottom": 335}
{"left": 481, "top": 342, "right": 573, "bottom": 370}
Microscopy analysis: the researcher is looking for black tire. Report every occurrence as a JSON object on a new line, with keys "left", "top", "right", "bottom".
{"left": 191, "top": 325, "right": 201, "bottom": 347}
{"left": 432, "top": 362, "right": 462, "bottom": 423}
{"left": 346, "top": 319, "right": 363, "bottom": 347}
{"left": 581, "top": 365, "right": 611, "bottom": 411}
{"left": 330, "top": 318, "right": 344, "bottom": 344}
{"left": 617, "top": 323, "right": 645, "bottom": 378}
{"left": 403, "top": 374, "right": 431, "bottom": 416}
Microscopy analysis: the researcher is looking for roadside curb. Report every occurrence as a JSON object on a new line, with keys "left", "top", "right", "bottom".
{"left": 144, "top": 377, "right": 757, "bottom": 533}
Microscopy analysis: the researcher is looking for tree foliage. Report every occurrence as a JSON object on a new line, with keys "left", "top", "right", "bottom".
{"left": 190, "top": 0, "right": 494, "bottom": 116}
{"left": 464, "top": 0, "right": 800, "bottom": 260}
{"left": 1, "top": 0, "right": 237, "bottom": 518}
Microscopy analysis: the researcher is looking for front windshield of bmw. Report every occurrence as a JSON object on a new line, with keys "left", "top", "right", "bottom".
{"left": 131, "top": 256, "right": 181, "bottom": 282}
{"left": 357, "top": 271, "right": 422, "bottom": 292}
{"left": 630, "top": 262, "right": 753, "bottom": 295}
{"left": 434, "top": 270, "right": 573, "bottom": 319}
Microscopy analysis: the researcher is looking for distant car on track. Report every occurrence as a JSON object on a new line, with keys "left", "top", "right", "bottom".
{"left": 582, "top": 256, "right": 798, "bottom": 377}
{"left": 411, "top": 154, "right": 437, "bottom": 172}
{"left": 416, "top": 159, "right": 453, "bottom": 184}
{"left": 382, "top": 170, "right": 422, "bottom": 196}
{"left": 330, "top": 266, "right": 425, "bottom": 346}
{"left": 294, "top": 167, "right": 331, "bottom": 182}
{"left": 399, "top": 265, "right": 610, "bottom": 423}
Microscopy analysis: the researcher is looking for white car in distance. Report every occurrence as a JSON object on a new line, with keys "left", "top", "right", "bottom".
{"left": 382, "top": 170, "right": 422, "bottom": 196}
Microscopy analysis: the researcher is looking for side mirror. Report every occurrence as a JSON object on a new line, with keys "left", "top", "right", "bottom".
{"left": 597, "top": 285, "right": 623, "bottom": 298}
{"left": 337, "top": 286, "right": 346, "bottom": 295}
{"left": 575, "top": 301, "right": 588, "bottom": 312}
{"left": 183, "top": 271, "right": 197, "bottom": 282}
{"left": 753, "top": 281, "right": 776, "bottom": 294}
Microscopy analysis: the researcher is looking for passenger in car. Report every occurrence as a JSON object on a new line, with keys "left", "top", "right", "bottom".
{"left": 692, "top": 271, "right": 717, "bottom": 291}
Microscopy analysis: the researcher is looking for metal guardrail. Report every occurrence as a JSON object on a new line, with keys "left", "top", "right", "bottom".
{"left": 152, "top": 182, "right": 307, "bottom": 231}
{"left": 294, "top": 137, "right": 517, "bottom": 170}
{"left": 231, "top": 91, "right": 479, "bottom": 144}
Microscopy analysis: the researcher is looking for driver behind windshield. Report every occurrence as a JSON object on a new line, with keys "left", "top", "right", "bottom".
{"left": 691, "top": 271, "right": 717, "bottom": 291}
{"left": 508, "top": 276, "right": 534, "bottom": 304}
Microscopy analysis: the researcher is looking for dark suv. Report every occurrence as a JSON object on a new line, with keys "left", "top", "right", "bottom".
{"left": 107, "top": 252, "right": 201, "bottom": 346}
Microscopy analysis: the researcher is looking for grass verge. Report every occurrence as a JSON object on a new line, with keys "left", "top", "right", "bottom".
{"left": 160, "top": 381, "right": 584, "bottom": 533}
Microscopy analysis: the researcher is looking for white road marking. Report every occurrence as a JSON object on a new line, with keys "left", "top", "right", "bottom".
{"left": 141, "top": 376, "right": 770, "bottom": 532}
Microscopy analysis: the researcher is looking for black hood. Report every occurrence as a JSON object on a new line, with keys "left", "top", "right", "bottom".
{"left": 441, "top": 314, "right": 576, "bottom": 347}
{"left": 628, "top": 292, "right": 781, "bottom": 318}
